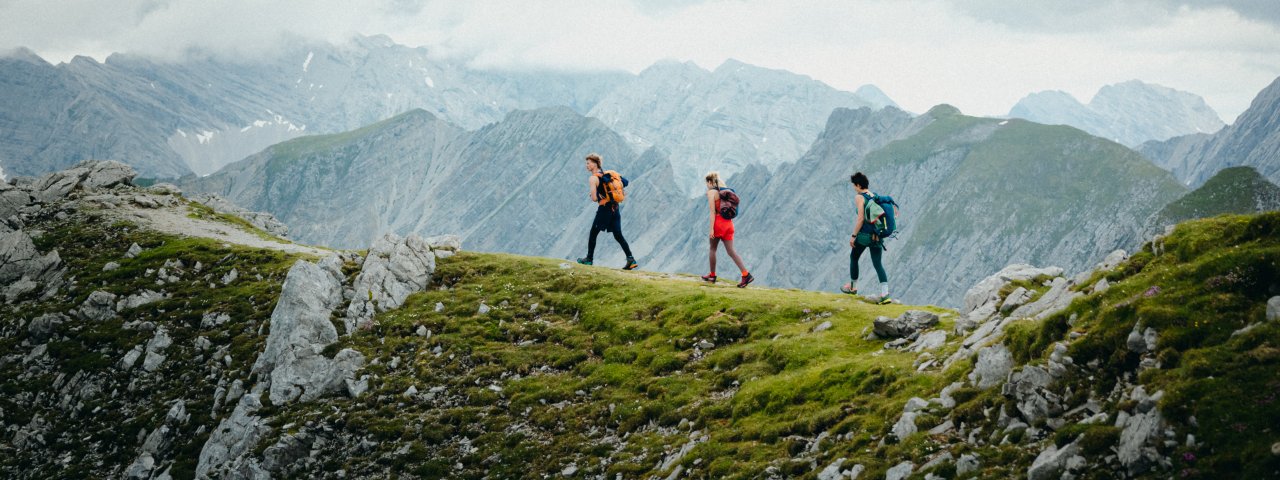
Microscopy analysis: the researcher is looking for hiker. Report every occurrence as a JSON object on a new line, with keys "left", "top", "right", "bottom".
{"left": 842, "top": 171, "right": 891, "bottom": 304}
{"left": 576, "top": 153, "right": 638, "bottom": 270}
{"left": 700, "top": 171, "right": 754, "bottom": 288}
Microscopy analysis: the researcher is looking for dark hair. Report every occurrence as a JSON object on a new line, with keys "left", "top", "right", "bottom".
{"left": 850, "top": 172, "right": 869, "bottom": 189}
{"left": 585, "top": 153, "right": 602, "bottom": 169}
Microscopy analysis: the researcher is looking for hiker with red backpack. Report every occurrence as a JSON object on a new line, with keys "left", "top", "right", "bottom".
{"left": 577, "top": 153, "right": 639, "bottom": 270}
{"left": 700, "top": 171, "right": 754, "bottom": 288}
{"left": 841, "top": 171, "right": 897, "bottom": 304}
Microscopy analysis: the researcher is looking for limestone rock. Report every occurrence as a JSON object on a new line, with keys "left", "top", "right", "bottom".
{"left": 1028, "top": 440, "right": 1080, "bottom": 480}
{"left": 142, "top": 328, "right": 173, "bottom": 372}
{"left": 425, "top": 234, "right": 462, "bottom": 252}
{"left": 969, "top": 344, "right": 1013, "bottom": 389}
{"left": 1007, "top": 277, "right": 1080, "bottom": 320}
{"left": 955, "top": 453, "right": 980, "bottom": 475}
{"left": 908, "top": 330, "right": 947, "bottom": 352}
{"left": 885, "top": 461, "right": 914, "bottom": 480}
{"left": 77, "top": 290, "right": 118, "bottom": 322}
{"left": 344, "top": 233, "right": 435, "bottom": 333}
{"left": 1000, "top": 287, "right": 1033, "bottom": 314}
{"left": 873, "top": 310, "right": 939, "bottom": 338}
{"left": 196, "top": 385, "right": 272, "bottom": 478}
{"left": 891, "top": 412, "right": 918, "bottom": 441}
{"left": 1267, "top": 296, "right": 1279, "bottom": 322}
{"left": 253, "top": 259, "right": 363, "bottom": 404}
{"left": 190, "top": 194, "right": 291, "bottom": 238}
{"left": 0, "top": 230, "right": 62, "bottom": 285}
{"left": 118, "top": 290, "right": 167, "bottom": 312}
{"left": 30, "top": 160, "right": 135, "bottom": 203}
{"left": 125, "top": 243, "right": 143, "bottom": 258}
{"left": 27, "top": 313, "right": 66, "bottom": 342}
{"left": 1002, "top": 365, "right": 1061, "bottom": 423}
{"left": 963, "top": 264, "right": 1064, "bottom": 316}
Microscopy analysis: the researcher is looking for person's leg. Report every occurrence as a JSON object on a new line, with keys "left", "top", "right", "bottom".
{"left": 850, "top": 243, "right": 866, "bottom": 284}
{"left": 708, "top": 237, "right": 720, "bottom": 274}
{"left": 870, "top": 244, "right": 889, "bottom": 297}
{"left": 611, "top": 228, "right": 634, "bottom": 259}
{"left": 586, "top": 225, "right": 601, "bottom": 260}
{"left": 722, "top": 238, "right": 748, "bottom": 274}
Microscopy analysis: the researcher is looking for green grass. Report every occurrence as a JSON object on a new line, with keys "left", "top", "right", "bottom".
{"left": 272, "top": 252, "right": 959, "bottom": 478}
{"left": 1151, "top": 166, "right": 1280, "bottom": 227}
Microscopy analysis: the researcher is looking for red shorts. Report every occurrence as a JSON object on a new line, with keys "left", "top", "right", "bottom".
{"left": 713, "top": 218, "right": 735, "bottom": 241}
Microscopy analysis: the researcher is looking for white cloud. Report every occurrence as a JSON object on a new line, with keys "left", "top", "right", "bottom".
{"left": 2, "top": 0, "right": 1278, "bottom": 121}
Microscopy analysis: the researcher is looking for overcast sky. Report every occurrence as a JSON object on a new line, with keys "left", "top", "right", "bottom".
{"left": 2, "top": 0, "right": 1278, "bottom": 121}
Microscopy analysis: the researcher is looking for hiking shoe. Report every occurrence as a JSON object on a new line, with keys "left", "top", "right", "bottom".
{"left": 576, "top": 258, "right": 593, "bottom": 266}
{"left": 737, "top": 273, "right": 755, "bottom": 288}
{"left": 877, "top": 295, "right": 893, "bottom": 305}
{"left": 840, "top": 283, "right": 857, "bottom": 295}
{"left": 623, "top": 257, "right": 639, "bottom": 270}
{"left": 701, "top": 273, "right": 717, "bottom": 283}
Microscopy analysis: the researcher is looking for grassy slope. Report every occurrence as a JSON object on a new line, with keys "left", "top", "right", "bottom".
{"left": 1000, "top": 211, "right": 1280, "bottom": 478}
{"left": 281, "top": 254, "right": 959, "bottom": 478}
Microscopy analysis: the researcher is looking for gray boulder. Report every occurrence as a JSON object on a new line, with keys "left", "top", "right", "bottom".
{"left": 0, "top": 183, "right": 33, "bottom": 220}
{"left": 1117, "top": 407, "right": 1164, "bottom": 474}
{"left": 873, "top": 310, "right": 940, "bottom": 338}
{"left": 908, "top": 330, "right": 947, "bottom": 352}
{"left": 141, "top": 328, "right": 173, "bottom": 372}
{"left": 425, "top": 234, "right": 462, "bottom": 252}
{"left": 969, "top": 344, "right": 1014, "bottom": 389}
{"left": 30, "top": 160, "right": 135, "bottom": 203}
{"left": 345, "top": 233, "right": 435, "bottom": 333}
{"left": 955, "top": 453, "right": 980, "bottom": 475}
{"left": 253, "top": 259, "right": 364, "bottom": 404}
{"left": 77, "top": 290, "right": 118, "bottom": 322}
{"left": 884, "top": 461, "right": 914, "bottom": 480}
{"left": 27, "top": 313, "right": 66, "bottom": 342}
{"left": 118, "top": 290, "right": 167, "bottom": 311}
{"left": 1002, "top": 365, "right": 1061, "bottom": 423}
{"left": 1028, "top": 440, "right": 1080, "bottom": 480}
{"left": 1267, "top": 296, "right": 1279, "bottom": 322}
{"left": 1000, "top": 287, "right": 1033, "bottom": 314}
{"left": 891, "top": 412, "right": 918, "bottom": 441}
{"left": 1008, "top": 277, "right": 1080, "bottom": 320}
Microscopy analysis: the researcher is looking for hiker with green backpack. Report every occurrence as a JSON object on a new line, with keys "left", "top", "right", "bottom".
{"left": 841, "top": 171, "right": 897, "bottom": 304}
{"left": 576, "top": 153, "right": 639, "bottom": 270}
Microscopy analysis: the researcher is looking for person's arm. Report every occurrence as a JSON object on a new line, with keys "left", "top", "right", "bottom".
{"left": 707, "top": 189, "right": 718, "bottom": 237}
{"left": 851, "top": 194, "right": 865, "bottom": 246}
{"left": 589, "top": 176, "right": 600, "bottom": 203}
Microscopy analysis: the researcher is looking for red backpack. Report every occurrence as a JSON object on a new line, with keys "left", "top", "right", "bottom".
{"left": 718, "top": 188, "right": 740, "bottom": 220}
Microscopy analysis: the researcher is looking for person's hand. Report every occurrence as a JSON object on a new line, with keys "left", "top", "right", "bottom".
{"left": 849, "top": 235, "right": 857, "bottom": 247}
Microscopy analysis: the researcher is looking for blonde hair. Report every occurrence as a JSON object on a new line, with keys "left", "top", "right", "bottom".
{"left": 705, "top": 171, "right": 726, "bottom": 188}
{"left": 585, "top": 153, "right": 602, "bottom": 169}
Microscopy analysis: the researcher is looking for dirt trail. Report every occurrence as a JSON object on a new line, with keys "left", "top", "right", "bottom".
{"left": 109, "top": 203, "right": 330, "bottom": 257}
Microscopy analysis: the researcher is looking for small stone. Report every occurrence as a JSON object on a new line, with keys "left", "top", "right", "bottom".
{"left": 885, "top": 461, "right": 914, "bottom": 480}
{"left": 125, "top": 243, "right": 142, "bottom": 258}
{"left": 103, "top": 261, "right": 120, "bottom": 272}
{"left": 956, "top": 453, "right": 980, "bottom": 475}
{"left": 416, "top": 326, "right": 428, "bottom": 337}
{"left": 434, "top": 302, "right": 445, "bottom": 313}
{"left": 812, "top": 320, "right": 833, "bottom": 333}
{"left": 404, "top": 386, "right": 418, "bottom": 397}
{"left": 561, "top": 465, "right": 577, "bottom": 476}
{"left": 559, "top": 262, "right": 572, "bottom": 269}
{"left": 1268, "top": 296, "right": 1280, "bottom": 322}
{"left": 221, "top": 269, "right": 238, "bottom": 285}
{"left": 903, "top": 397, "right": 929, "bottom": 413}
{"left": 478, "top": 303, "right": 491, "bottom": 314}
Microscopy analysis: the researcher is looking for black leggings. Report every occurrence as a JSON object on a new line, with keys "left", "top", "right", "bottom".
{"left": 851, "top": 243, "right": 887, "bottom": 283}
{"left": 587, "top": 225, "right": 633, "bottom": 260}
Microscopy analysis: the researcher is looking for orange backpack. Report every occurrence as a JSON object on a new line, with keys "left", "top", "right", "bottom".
{"left": 595, "top": 170, "right": 628, "bottom": 205}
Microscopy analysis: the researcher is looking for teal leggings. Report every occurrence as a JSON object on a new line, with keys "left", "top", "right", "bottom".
{"left": 851, "top": 243, "right": 887, "bottom": 283}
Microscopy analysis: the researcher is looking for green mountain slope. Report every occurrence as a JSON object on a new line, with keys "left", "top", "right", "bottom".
{"left": 1148, "top": 166, "right": 1280, "bottom": 230}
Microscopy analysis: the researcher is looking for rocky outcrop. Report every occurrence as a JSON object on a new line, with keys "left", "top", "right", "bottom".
{"left": 196, "top": 386, "right": 272, "bottom": 479}
{"left": 872, "top": 310, "right": 939, "bottom": 338}
{"left": 345, "top": 233, "right": 435, "bottom": 333}
{"left": 254, "top": 258, "right": 363, "bottom": 405}
{"left": 0, "top": 230, "right": 64, "bottom": 301}
{"left": 28, "top": 160, "right": 135, "bottom": 203}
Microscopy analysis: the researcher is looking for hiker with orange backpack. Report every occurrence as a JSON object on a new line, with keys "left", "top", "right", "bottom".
{"left": 842, "top": 171, "right": 895, "bottom": 304}
{"left": 700, "top": 171, "right": 754, "bottom": 288}
{"left": 577, "top": 153, "right": 638, "bottom": 270}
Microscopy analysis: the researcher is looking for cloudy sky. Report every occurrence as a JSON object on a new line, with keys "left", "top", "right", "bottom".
{"left": 2, "top": 0, "right": 1278, "bottom": 121}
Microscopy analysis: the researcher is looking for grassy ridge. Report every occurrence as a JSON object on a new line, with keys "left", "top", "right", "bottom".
{"left": 296, "top": 253, "right": 959, "bottom": 478}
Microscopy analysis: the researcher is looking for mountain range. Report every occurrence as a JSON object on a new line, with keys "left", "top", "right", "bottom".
{"left": 1138, "top": 76, "right": 1280, "bottom": 188}
{"left": 1008, "top": 80, "right": 1224, "bottom": 147}
{"left": 186, "top": 104, "right": 1189, "bottom": 307}
{"left": 0, "top": 36, "right": 891, "bottom": 188}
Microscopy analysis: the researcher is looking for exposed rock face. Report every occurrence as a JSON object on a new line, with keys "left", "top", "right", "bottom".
{"left": 196, "top": 386, "right": 272, "bottom": 479}
{"left": 1028, "top": 440, "right": 1082, "bottom": 480}
{"left": 345, "top": 233, "right": 435, "bottom": 333}
{"left": 0, "top": 230, "right": 63, "bottom": 288}
{"left": 253, "top": 259, "right": 363, "bottom": 405}
{"left": 963, "top": 264, "right": 1064, "bottom": 320}
{"left": 76, "top": 290, "right": 118, "bottom": 322}
{"left": 1009, "top": 80, "right": 1224, "bottom": 147}
{"left": 29, "top": 160, "right": 136, "bottom": 203}
{"left": 1140, "top": 75, "right": 1280, "bottom": 187}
